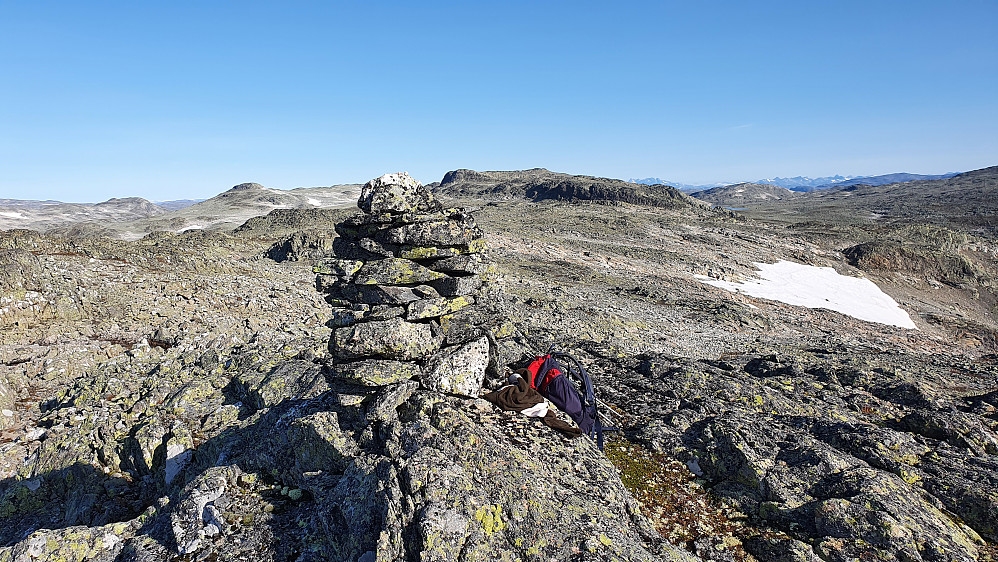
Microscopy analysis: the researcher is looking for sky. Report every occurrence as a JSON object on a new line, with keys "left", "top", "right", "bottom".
{"left": 1, "top": 1, "right": 996, "bottom": 202}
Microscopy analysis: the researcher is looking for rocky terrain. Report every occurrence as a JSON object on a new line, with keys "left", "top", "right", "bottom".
{"left": 745, "top": 166, "right": 998, "bottom": 233}
{"left": 690, "top": 184, "right": 796, "bottom": 207}
{"left": 0, "top": 167, "right": 996, "bottom": 561}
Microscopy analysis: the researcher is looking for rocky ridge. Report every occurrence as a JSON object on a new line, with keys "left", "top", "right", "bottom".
{"left": 433, "top": 168, "right": 703, "bottom": 210}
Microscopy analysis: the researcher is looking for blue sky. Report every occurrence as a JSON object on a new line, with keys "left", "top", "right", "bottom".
{"left": 1, "top": 1, "right": 996, "bottom": 202}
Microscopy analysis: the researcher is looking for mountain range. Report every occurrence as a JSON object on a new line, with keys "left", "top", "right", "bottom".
{"left": 631, "top": 171, "right": 958, "bottom": 192}
{"left": 0, "top": 182, "right": 361, "bottom": 240}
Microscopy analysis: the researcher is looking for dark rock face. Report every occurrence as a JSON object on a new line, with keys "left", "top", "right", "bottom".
{"left": 843, "top": 241, "right": 983, "bottom": 287}
{"left": 265, "top": 231, "right": 335, "bottom": 262}
{"left": 229, "top": 182, "right": 265, "bottom": 191}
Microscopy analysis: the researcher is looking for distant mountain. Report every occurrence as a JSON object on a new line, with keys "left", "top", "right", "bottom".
{"left": 0, "top": 196, "right": 168, "bottom": 233}
{"left": 807, "top": 172, "right": 958, "bottom": 191}
{"left": 633, "top": 172, "right": 960, "bottom": 192}
{"left": 690, "top": 183, "right": 796, "bottom": 207}
{"left": 124, "top": 182, "right": 361, "bottom": 239}
{"left": 155, "top": 199, "right": 204, "bottom": 211}
{"left": 435, "top": 168, "right": 704, "bottom": 210}
{"left": 628, "top": 178, "right": 728, "bottom": 193}
{"left": 755, "top": 175, "right": 854, "bottom": 190}
{"left": 0, "top": 182, "right": 362, "bottom": 239}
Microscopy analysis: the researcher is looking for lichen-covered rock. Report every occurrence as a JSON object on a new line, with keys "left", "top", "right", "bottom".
{"left": 365, "top": 380, "right": 418, "bottom": 422}
{"left": 266, "top": 230, "right": 334, "bottom": 262}
{"left": 339, "top": 282, "right": 441, "bottom": 305}
{"left": 406, "top": 295, "right": 474, "bottom": 321}
{"left": 164, "top": 422, "right": 194, "bottom": 487}
{"left": 429, "top": 274, "right": 483, "bottom": 296}
{"left": 313, "top": 257, "right": 365, "bottom": 277}
{"left": 358, "top": 172, "right": 440, "bottom": 215}
{"left": 0, "top": 521, "right": 134, "bottom": 562}
{"left": 352, "top": 257, "right": 446, "bottom": 285}
{"left": 332, "top": 317, "right": 442, "bottom": 360}
{"left": 287, "top": 411, "right": 359, "bottom": 475}
{"left": 427, "top": 253, "right": 487, "bottom": 275}
{"left": 0, "top": 374, "right": 14, "bottom": 431}
{"left": 334, "top": 359, "right": 422, "bottom": 386}
{"left": 420, "top": 337, "right": 489, "bottom": 397}
{"left": 238, "top": 360, "right": 329, "bottom": 410}
{"left": 374, "top": 218, "right": 484, "bottom": 248}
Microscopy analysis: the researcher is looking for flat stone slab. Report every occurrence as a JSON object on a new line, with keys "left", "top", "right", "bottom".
{"left": 429, "top": 275, "right": 483, "bottom": 297}
{"left": 313, "top": 258, "right": 365, "bottom": 278}
{"left": 339, "top": 283, "right": 440, "bottom": 305}
{"left": 427, "top": 254, "right": 487, "bottom": 275}
{"left": 353, "top": 258, "right": 446, "bottom": 286}
{"left": 407, "top": 296, "right": 475, "bottom": 321}
{"left": 375, "top": 219, "right": 484, "bottom": 248}
{"left": 332, "top": 317, "right": 442, "bottom": 361}
{"left": 335, "top": 359, "right": 422, "bottom": 386}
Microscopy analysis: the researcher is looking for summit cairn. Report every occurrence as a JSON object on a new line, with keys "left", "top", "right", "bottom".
{"left": 315, "top": 172, "right": 503, "bottom": 395}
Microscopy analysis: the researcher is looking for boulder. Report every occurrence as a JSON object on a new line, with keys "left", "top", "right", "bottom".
{"left": 357, "top": 172, "right": 440, "bottom": 215}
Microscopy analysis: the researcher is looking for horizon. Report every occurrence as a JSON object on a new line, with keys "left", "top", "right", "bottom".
{"left": 1, "top": 1, "right": 996, "bottom": 202}
{"left": 1, "top": 163, "right": 987, "bottom": 205}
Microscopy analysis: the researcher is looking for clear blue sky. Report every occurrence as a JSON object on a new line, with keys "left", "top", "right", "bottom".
{"left": 2, "top": 1, "right": 996, "bottom": 202}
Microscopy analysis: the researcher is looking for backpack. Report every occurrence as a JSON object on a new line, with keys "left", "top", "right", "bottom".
{"left": 525, "top": 348, "right": 605, "bottom": 450}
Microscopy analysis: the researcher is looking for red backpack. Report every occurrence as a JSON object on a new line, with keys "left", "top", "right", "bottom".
{"left": 524, "top": 349, "right": 604, "bottom": 449}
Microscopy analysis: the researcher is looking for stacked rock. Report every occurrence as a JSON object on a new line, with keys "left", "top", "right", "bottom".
{"left": 314, "top": 172, "right": 504, "bottom": 396}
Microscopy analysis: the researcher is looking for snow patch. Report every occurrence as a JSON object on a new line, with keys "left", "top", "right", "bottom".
{"left": 0, "top": 211, "right": 26, "bottom": 219}
{"left": 696, "top": 260, "right": 916, "bottom": 329}
{"left": 308, "top": 198, "right": 322, "bottom": 206}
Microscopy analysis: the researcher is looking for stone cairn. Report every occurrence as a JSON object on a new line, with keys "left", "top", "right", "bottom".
{"left": 314, "top": 172, "right": 506, "bottom": 396}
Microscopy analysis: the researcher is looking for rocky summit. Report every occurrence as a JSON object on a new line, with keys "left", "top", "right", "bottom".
{"left": 0, "top": 167, "right": 996, "bottom": 562}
